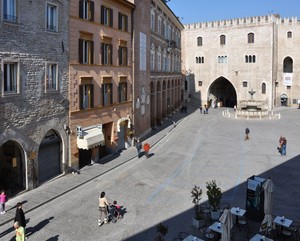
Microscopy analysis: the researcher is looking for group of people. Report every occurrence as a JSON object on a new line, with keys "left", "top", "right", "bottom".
{"left": 199, "top": 104, "right": 209, "bottom": 114}
{"left": 98, "top": 192, "right": 121, "bottom": 227}
{"left": 135, "top": 138, "right": 151, "bottom": 158}
{"left": 0, "top": 190, "right": 27, "bottom": 241}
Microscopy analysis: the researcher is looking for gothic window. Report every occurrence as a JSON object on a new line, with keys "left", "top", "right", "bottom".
{"left": 220, "top": 35, "right": 226, "bottom": 45}
{"left": 262, "top": 83, "right": 266, "bottom": 94}
{"left": 283, "top": 57, "right": 293, "bottom": 73}
{"left": 248, "top": 33, "right": 254, "bottom": 43}
{"left": 197, "top": 36, "right": 202, "bottom": 46}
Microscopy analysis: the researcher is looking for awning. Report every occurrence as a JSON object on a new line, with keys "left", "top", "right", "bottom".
{"left": 77, "top": 127, "right": 104, "bottom": 150}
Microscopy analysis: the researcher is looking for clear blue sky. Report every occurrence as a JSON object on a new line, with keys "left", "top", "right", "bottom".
{"left": 167, "top": 0, "right": 300, "bottom": 24}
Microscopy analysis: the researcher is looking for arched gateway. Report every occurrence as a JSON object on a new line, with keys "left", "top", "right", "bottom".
{"left": 208, "top": 77, "right": 237, "bottom": 108}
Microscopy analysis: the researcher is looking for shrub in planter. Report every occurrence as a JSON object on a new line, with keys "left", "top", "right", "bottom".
{"left": 191, "top": 185, "right": 203, "bottom": 220}
{"left": 206, "top": 180, "right": 222, "bottom": 212}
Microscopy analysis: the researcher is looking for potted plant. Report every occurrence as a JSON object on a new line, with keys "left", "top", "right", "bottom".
{"left": 206, "top": 180, "right": 222, "bottom": 220}
{"left": 191, "top": 185, "right": 204, "bottom": 229}
{"left": 155, "top": 223, "right": 168, "bottom": 241}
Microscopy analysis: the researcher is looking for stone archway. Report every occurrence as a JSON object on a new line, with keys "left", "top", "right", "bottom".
{"left": 208, "top": 76, "right": 237, "bottom": 108}
{"left": 0, "top": 141, "right": 25, "bottom": 196}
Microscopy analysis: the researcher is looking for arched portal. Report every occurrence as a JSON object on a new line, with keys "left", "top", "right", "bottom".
{"left": 0, "top": 141, "right": 25, "bottom": 196}
{"left": 38, "top": 130, "right": 62, "bottom": 184}
{"left": 208, "top": 77, "right": 237, "bottom": 108}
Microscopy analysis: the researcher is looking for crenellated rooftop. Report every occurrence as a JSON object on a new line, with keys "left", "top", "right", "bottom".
{"left": 184, "top": 14, "right": 299, "bottom": 30}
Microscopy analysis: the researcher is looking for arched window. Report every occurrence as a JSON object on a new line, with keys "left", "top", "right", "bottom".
{"left": 220, "top": 35, "right": 226, "bottom": 45}
{"left": 245, "top": 56, "right": 248, "bottom": 63}
{"left": 197, "top": 36, "right": 202, "bottom": 46}
{"left": 283, "top": 57, "right": 293, "bottom": 73}
{"left": 196, "top": 57, "right": 199, "bottom": 63}
{"left": 252, "top": 55, "right": 256, "bottom": 63}
{"left": 201, "top": 57, "right": 204, "bottom": 63}
{"left": 249, "top": 55, "right": 252, "bottom": 63}
{"left": 262, "top": 83, "right": 266, "bottom": 94}
{"left": 287, "top": 31, "right": 292, "bottom": 38}
{"left": 248, "top": 33, "right": 254, "bottom": 43}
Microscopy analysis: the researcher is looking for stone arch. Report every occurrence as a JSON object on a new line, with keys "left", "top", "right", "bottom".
{"left": 38, "top": 129, "right": 62, "bottom": 184}
{"left": 0, "top": 140, "right": 26, "bottom": 196}
{"left": 208, "top": 76, "right": 237, "bottom": 108}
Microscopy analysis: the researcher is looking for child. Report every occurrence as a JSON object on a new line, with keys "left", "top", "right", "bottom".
{"left": 111, "top": 200, "right": 122, "bottom": 220}
{"left": 0, "top": 190, "right": 6, "bottom": 214}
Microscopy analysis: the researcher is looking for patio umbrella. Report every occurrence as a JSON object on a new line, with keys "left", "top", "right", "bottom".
{"left": 219, "top": 209, "right": 233, "bottom": 241}
{"left": 261, "top": 178, "right": 275, "bottom": 227}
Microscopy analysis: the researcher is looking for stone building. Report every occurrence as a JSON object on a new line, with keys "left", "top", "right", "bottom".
{"left": 132, "top": 0, "right": 184, "bottom": 138}
{"left": 69, "top": 0, "right": 135, "bottom": 169}
{"left": 182, "top": 14, "right": 300, "bottom": 109}
{"left": 0, "top": 0, "right": 69, "bottom": 195}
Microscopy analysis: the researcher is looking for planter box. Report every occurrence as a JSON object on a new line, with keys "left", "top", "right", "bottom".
{"left": 192, "top": 217, "right": 204, "bottom": 229}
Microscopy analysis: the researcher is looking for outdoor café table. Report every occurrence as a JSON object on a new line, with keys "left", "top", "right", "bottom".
{"left": 230, "top": 207, "right": 246, "bottom": 224}
{"left": 273, "top": 216, "right": 293, "bottom": 228}
{"left": 208, "top": 221, "right": 223, "bottom": 239}
{"left": 250, "top": 234, "right": 274, "bottom": 241}
{"left": 182, "top": 235, "right": 204, "bottom": 241}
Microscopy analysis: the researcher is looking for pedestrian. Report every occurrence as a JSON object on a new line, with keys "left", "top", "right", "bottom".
{"left": 14, "top": 221, "right": 25, "bottom": 241}
{"left": 0, "top": 190, "right": 6, "bottom": 214}
{"left": 136, "top": 138, "right": 142, "bottom": 158}
{"left": 278, "top": 136, "right": 287, "bottom": 156}
{"left": 234, "top": 105, "right": 237, "bottom": 111}
{"left": 98, "top": 191, "right": 109, "bottom": 226}
{"left": 245, "top": 127, "right": 250, "bottom": 141}
{"left": 199, "top": 105, "right": 202, "bottom": 114}
{"left": 14, "top": 202, "right": 26, "bottom": 237}
{"left": 143, "top": 142, "right": 150, "bottom": 158}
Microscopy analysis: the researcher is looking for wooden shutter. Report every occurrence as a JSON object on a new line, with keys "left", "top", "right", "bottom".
{"left": 78, "top": 39, "right": 83, "bottom": 63}
{"left": 79, "top": 85, "right": 83, "bottom": 109}
{"left": 118, "top": 47, "right": 122, "bottom": 65}
{"left": 124, "top": 48, "right": 127, "bottom": 65}
{"left": 125, "top": 15, "right": 128, "bottom": 32}
{"left": 90, "top": 41, "right": 94, "bottom": 64}
{"left": 101, "top": 43, "right": 104, "bottom": 64}
{"left": 118, "top": 13, "right": 122, "bottom": 30}
{"left": 100, "top": 6, "right": 104, "bottom": 24}
{"left": 109, "top": 44, "right": 113, "bottom": 65}
{"left": 110, "top": 9, "right": 113, "bottom": 27}
{"left": 79, "top": 0, "right": 83, "bottom": 19}
{"left": 90, "top": 1, "right": 94, "bottom": 21}
{"left": 90, "top": 84, "right": 94, "bottom": 108}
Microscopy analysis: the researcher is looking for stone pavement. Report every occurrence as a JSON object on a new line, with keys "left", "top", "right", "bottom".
{"left": 0, "top": 106, "right": 191, "bottom": 228}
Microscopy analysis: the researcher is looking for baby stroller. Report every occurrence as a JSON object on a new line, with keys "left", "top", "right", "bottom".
{"left": 109, "top": 201, "right": 123, "bottom": 223}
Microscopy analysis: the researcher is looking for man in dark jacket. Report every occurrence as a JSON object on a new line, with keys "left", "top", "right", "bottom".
{"left": 15, "top": 202, "right": 26, "bottom": 235}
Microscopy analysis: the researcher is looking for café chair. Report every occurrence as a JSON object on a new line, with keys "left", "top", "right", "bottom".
{"left": 237, "top": 216, "right": 249, "bottom": 233}
{"left": 178, "top": 232, "right": 189, "bottom": 240}
{"left": 219, "top": 203, "right": 230, "bottom": 214}
{"left": 199, "top": 226, "right": 215, "bottom": 241}
{"left": 281, "top": 221, "right": 300, "bottom": 240}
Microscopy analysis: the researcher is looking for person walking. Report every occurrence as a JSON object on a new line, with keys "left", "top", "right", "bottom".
{"left": 199, "top": 105, "right": 203, "bottom": 114}
{"left": 143, "top": 142, "right": 150, "bottom": 158}
{"left": 245, "top": 127, "right": 250, "bottom": 141}
{"left": 98, "top": 191, "right": 109, "bottom": 226}
{"left": 14, "top": 203, "right": 26, "bottom": 237}
{"left": 136, "top": 138, "right": 142, "bottom": 158}
{"left": 279, "top": 136, "right": 287, "bottom": 156}
{"left": 14, "top": 221, "right": 25, "bottom": 241}
{"left": 0, "top": 190, "right": 6, "bottom": 214}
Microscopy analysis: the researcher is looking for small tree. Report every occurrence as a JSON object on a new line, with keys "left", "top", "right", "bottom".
{"left": 155, "top": 223, "right": 168, "bottom": 241}
{"left": 191, "top": 185, "right": 203, "bottom": 220}
{"left": 206, "top": 180, "right": 222, "bottom": 211}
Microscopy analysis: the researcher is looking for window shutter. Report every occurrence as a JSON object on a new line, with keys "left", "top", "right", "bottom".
{"left": 90, "top": 1, "right": 94, "bottom": 21}
{"left": 101, "top": 43, "right": 104, "bottom": 64}
{"left": 118, "top": 13, "right": 122, "bottom": 30}
{"left": 110, "top": 44, "right": 113, "bottom": 65}
{"left": 90, "top": 85, "right": 94, "bottom": 108}
{"left": 125, "top": 48, "right": 128, "bottom": 65}
{"left": 125, "top": 15, "right": 128, "bottom": 32}
{"left": 100, "top": 6, "right": 104, "bottom": 24}
{"left": 110, "top": 9, "right": 113, "bottom": 27}
{"left": 110, "top": 84, "right": 113, "bottom": 104}
{"left": 118, "top": 47, "right": 122, "bottom": 65}
{"left": 79, "top": 85, "right": 83, "bottom": 109}
{"left": 79, "top": 39, "right": 83, "bottom": 63}
{"left": 118, "top": 84, "right": 121, "bottom": 102}
{"left": 90, "top": 41, "right": 94, "bottom": 64}
{"left": 79, "top": 0, "right": 83, "bottom": 19}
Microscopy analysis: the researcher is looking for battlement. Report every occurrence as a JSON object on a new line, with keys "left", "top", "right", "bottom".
{"left": 184, "top": 14, "right": 299, "bottom": 30}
